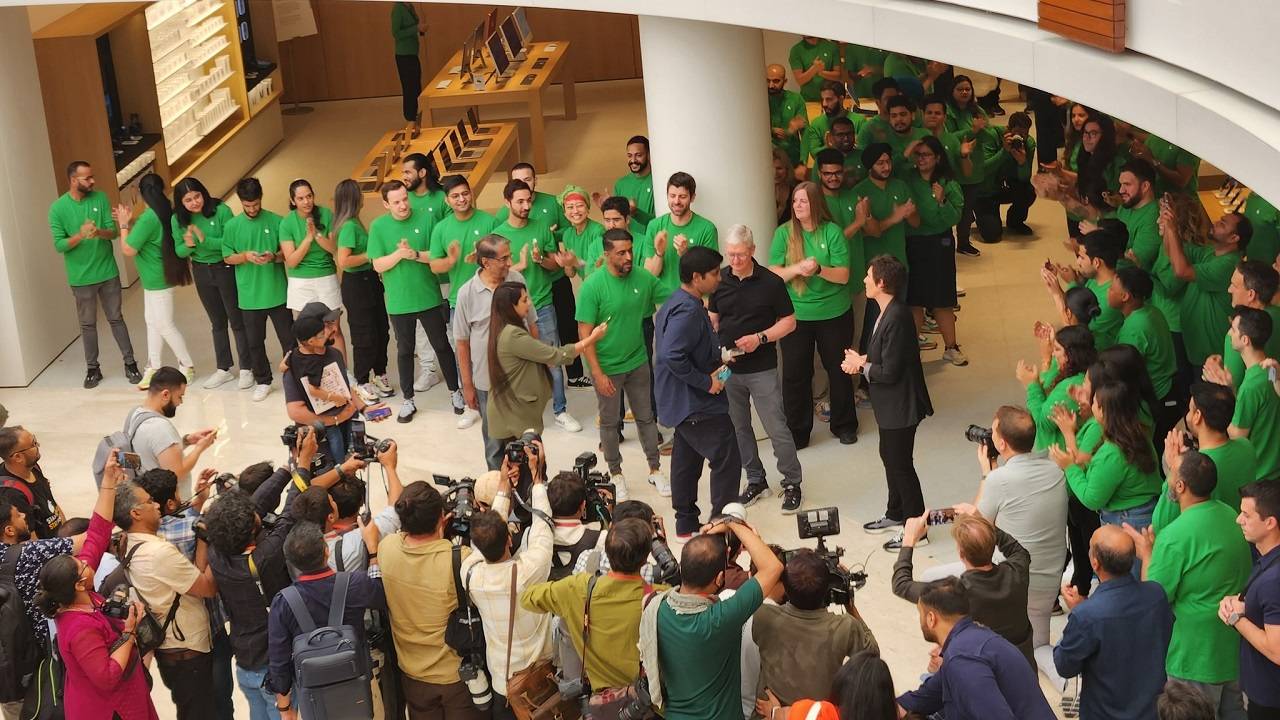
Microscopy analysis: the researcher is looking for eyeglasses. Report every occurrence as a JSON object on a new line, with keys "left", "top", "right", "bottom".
{"left": 8, "top": 440, "right": 38, "bottom": 456}
{"left": 819, "top": 170, "right": 843, "bottom": 178}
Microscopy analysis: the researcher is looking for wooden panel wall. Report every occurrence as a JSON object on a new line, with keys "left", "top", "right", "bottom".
{"left": 280, "top": 2, "right": 641, "bottom": 104}
{"left": 1038, "top": 0, "right": 1125, "bottom": 53}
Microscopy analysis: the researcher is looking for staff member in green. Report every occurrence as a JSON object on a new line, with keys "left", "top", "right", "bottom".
{"left": 401, "top": 152, "right": 449, "bottom": 222}
{"left": 390, "top": 1, "right": 424, "bottom": 122}
{"left": 599, "top": 136, "right": 655, "bottom": 229}
{"left": 49, "top": 160, "right": 140, "bottom": 389}
{"left": 221, "top": 177, "right": 292, "bottom": 403}
{"left": 801, "top": 82, "right": 866, "bottom": 169}
{"left": 1217, "top": 260, "right": 1280, "bottom": 387}
{"left": 1109, "top": 267, "right": 1178, "bottom": 442}
{"left": 114, "top": 174, "right": 194, "bottom": 391}
{"left": 333, "top": 178, "right": 391, "bottom": 400}
{"left": 767, "top": 64, "right": 807, "bottom": 167}
{"left": 558, "top": 185, "right": 605, "bottom": 281}
{"left": 769, "top": 182, "right": 856, "bottom": 447}
{"left": 279, "top": 179, "right": 346, "bottom": 364}
{"left": 1127, "top": 450, "right": 1251, "bottom": 718}
{"left": 368, "top": 180, "right": 463, "bottom": 423}
{"left": 1018, "top": 325, "right": 1096, "bottom": 452}
{"left": 1165, "top": 205, "right": 1251, "bottom": 370}
{"left": 1210, "top": 308, "right": 1280, "bottom": 481}
{"left": 643, "top": 172, "right": 720, "bottom": 306}
{"left": 172, "top": 176, "right": 250, "bottom": 391}
{"left": 853, "top": 143, "right": 914, "bottom": 352}
{"left": 903, "top": 136, "right": 966, "bottom": 366}
{"left": 788, "top": 36, "right": 841, "bottom": 102}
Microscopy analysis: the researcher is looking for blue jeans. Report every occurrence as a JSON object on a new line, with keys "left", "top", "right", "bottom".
{"left": 1099, "top": 496, "right": 1157, "bottom": 578}
{"left": 235, "top": 664, "right": 280, "bottom": 720}
{"left": 535, "top": 304, "right": 567, "bottom": 415}
{"left": 322, "top": 420, "right": 353, "bottom": 463}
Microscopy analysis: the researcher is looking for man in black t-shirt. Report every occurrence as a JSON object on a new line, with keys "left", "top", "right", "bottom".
{"left": 283, "top": 315, "right": 371, "bottom": 464}
{"left": 0, "top": 426, "right": 65, "bottom": 538}
{"left": 707, "top": 226, "right": 805, "bottom": 513}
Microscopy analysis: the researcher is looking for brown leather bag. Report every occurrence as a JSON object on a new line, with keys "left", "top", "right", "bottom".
{"left": 503, "top": 565, "right": 581, "bottom": 720}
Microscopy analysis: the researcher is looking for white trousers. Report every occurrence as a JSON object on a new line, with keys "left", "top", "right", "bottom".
{"left": 143, "top": 288, "right": 194, "bottom": 369}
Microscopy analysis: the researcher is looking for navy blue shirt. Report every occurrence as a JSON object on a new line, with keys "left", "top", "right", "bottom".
{"left": 899, "top": 617, "right": 1055, "bottom": 720}
{"left": 1241, "top": 546, "right": 1280, "bottom": 707}
{"left": 654, "top": 287, "right": 728, "bottom": 427}
{"left": 1053, "top": 575, "right": 1172, "bottom": 720}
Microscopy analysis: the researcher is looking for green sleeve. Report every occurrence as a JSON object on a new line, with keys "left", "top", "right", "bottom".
{"left": 279, "top": 214, "right": 301, "bottom": 245}
{"left": 1128, "top": 220, "right": 1161, "bottom": 269}
{"left": 1025, "top": 381, "right": 1049, "bottom": 424}
{"left": 637, "top": 219, "right": 659, "bottom": 260}
{"left": 127, "top": 210, "right": 160, "bottom": 253}
{"left": 49, "top": 202, "right": 72, "bottom": 253}
{"left": 366, "top": 222, "right": 391, "bottom": 260}
{"left": 1065, "top": 443, "right": 1125, "bottom": 510}
{"left": 788, "top": 44, "right": 805, "bottom": 71}
{"left": 825, "top": 223, "right": 849, "bottom": 267}
{"left": 1018, "top": 136, "right": 1037, "bottom": 180}
{"left": 768, "top": 226, "right": 789, "bottom": 265}
{"left": 937, "top": 180, "right": 963, "bottom": 228}
{"left": 390, "top": 4, "right": 417, "bottom": 41}
{"left": 427, "top": 221, "right": 446, "bottom": 259}
{"left": 215, "top": 203, "right": 234, "bottom": 234}
{"left": 221, "top": 217, "right": 240, "bottom": 258}
{"left": 171, "top": 215, "right": 194, "bottom": 259}
{"left": 801, "top": 124, "right": 824, "bottom": 165}
{"left": 574, "top": 280, "right": 599, "bottom": 325}
{"left": 1233, "top": 383, "right": 1260, "bottom": 431}
{"left": 337, "top": 221, "right": 358, "bottom": 250}
{"left": 494, "top": 206, "right": 509, "bottom": 225}
{"left": 1144, "top": 534, "right": 1184, "bottom": 602}
{"left": 1193, "top": 251, "right": 1237, "bottom": 291}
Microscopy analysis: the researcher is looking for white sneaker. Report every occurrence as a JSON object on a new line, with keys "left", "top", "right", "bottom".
{"left": 251, "top": 384, "right": 272, "bottom": 402}
{"left": 451, "top": 389, "right": 466, "bottom": 415}
{"left": 203, "top": 369, "right": 235, "bottom": 389}
{"left": 555, "top": 412, "right": 582, "bottom": 432}
{"left": 397, "top": 398, "right": 417, "bottom": 423}
{"left": 943, "top": 346, "right": 970, "bottom": 367}
{"left": 456, "top": 407, "right": 480, "bottom": 429}
{"left": 414, "top": 369, "right": 441, "bottom": 392}
{"left": 648, "top": 471, "right": 671, "bottom": 497}
{"left": 237, "top": 369, "right": 254, "bottom": 389}
{"left": 613, "top": 474, "right": 630, "bottom": 502}
{"left": 136, "top": 367, "right": 157, "bottom": 391}
{"left": 179, "top": 365, "right": 195, "bottom": 383}
{"left": 371, "top": 373, "right": 395, "bottom": 397}
{"left": 355, "top": 383, "right": 381, "bottom": 405}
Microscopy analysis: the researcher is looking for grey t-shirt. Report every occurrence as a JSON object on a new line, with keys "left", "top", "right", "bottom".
{"left": 452, "top": 269, "right": 528, "bottom": 392}
{"left": 325, "top": 504, "right": 401, "bottom": 572}
{"left": 977, "top": 452, "right": 1068, "bottom": 588}
{"left": 128, "top": 407, "right": 186, "bottom": 494}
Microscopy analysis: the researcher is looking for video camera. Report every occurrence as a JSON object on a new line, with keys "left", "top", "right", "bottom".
{"left": 572, "top": 452, "right": 616, "bottom": 526}
{"left": 783, "top": 507, "right": 867, "bottom": 607}
{"left": 433, "top": 474, "right": 480, "bottom": 541}
{"left": 965, "top": 424, "right": 999, "bottom": 462}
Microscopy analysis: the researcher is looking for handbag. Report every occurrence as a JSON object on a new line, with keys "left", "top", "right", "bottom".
{"left": 503, "top": 565, "right": 580, "bottom": 720}
{"left": 20, "top": 646, "right": 64, "bottom": 720}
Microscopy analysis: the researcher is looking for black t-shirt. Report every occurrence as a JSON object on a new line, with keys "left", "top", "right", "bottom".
{"left": 0, "top": 464, "right": 65, "bottom": 539}
{"left": 282, "top": 347, "right": 351, "bottom": 417}
{"left": 708, "top": 262, "right": 795, "bottom": 374}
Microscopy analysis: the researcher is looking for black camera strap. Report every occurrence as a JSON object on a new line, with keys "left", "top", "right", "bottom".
{"left": 578, "top": 573, "right": 599, "bottom": 695}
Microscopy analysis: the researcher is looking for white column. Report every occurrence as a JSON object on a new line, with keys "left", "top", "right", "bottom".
{"left": 638, "top": 17, "right": 777, "bottom": 261}
{"left": 0, "top": 6, "right": 75, "bottom": 386}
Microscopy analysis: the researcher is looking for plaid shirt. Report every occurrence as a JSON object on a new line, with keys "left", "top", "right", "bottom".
{"left": 0, "top": 538, "right": 74, "bottom": 649}
{"left": 159, "top": 507, "right": 199, "bottom": 561}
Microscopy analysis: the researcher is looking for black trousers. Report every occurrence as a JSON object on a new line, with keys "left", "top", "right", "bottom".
{"left": 394, "top": 53, "right": 422, "bottom": 123}
{"left": 156, "top": 650, "right": 215, "bottom": 720}
{"left": 551, "top": 276, "right": 583, "bottom": 380}
{"left": 211, "top": 625, "right": 234, "bottom": 720}
{"left": 242, "top": 304, "right": 293, "bottom": 385}
{"left": 879, "top": 424, "right": 924, "bottom": 520}
{"left": 780, "top": 310, "right": 857, "bottom": 446}
{"left": 1065, "top": 491, "right": 1101, "bottom": 596}
{"left": 342, "top": 270, "right": 391, "bottom": 380}
{"left": 391, "top": 308, "right": 458, "bottom": 399}
{"left": 192, "top": 261, "right": 250, "bottom": 372}
{"left": 671, "top": 413, "right": 742, "bottom": 535}
{"left": 1249, "top": 701, "right": 1280, "bottom": 720}
{"left": 974, "top": 179, "right": 1036, "bottom": 242}
{"left": 957, "top": 183, "right": 981, "bottom": 247}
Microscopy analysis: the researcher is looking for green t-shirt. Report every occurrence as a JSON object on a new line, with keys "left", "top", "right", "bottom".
{"left": 1146, "top": 500, "right": 1252, "bottom": 683}
{"left": 904, "top": 174, "right": 962, "bottom": 236}
{"left": 221, "top": 210, "right": 286, "bottom": 310}
{"left": 49, "top": 190, "right": 119, "bottom": 287}
{"left": 613, "top": 173, "right": 655, "bottom": 228}
{"left": 574, "top": 267, "right": 660, "bottom": 376}
{"left": 823, "top": 188, "right": 866, "bottom": 287}
{"left": 172, "top": 202, "right": 234, "bottom": 265}
{"left": 976, "top": 131, "right": 1034, "bottom": 195}
{"left": 1243, "top": 193, "right": 1280, "bottom": 266}
{"left": 429, "top": 209, "right": 497, "bottom": 307}
{"left": 808, "top": 149, "right": 865, "bottom": 188}
{"left": 1115, "top": 201, "right": 1186, "bottom": 332}
{"left": 657, "top": 579, "right": 764, "bottom": 720}
{"left": 495, "top": 191, "right": 566, "bottom": 237}
{"left": 495, "top": 221, "right": 558, "bottom": 309}
{"left": 1080, "top": 278, "right": 1124, "bottom": 350}
{"left": 883, "top": 53, "right": 922, "bottom": 83}
{"left": 1065, "top": 439, "right": 1161, "bottom": 511}
{"left": 279, "top": 206, "right": 338, "bottom": 278}
{"left": 842, "top": 43, "right": 886, "bottom": 99}
{"left": 390, "top": 2, "right": 419, "bottom": 55}
{"left": 640, "top": 213, "right": 719, "bottom": 305}
{"left": 852, "top": 177, "right": 912, "bottom": 266}
{"left": 124, "top": 208, "right": 170, "bottom": 291}
{"left": 1143, "top": 134, "right": 1200, "bottom": 197}
{"left": 1076, "top": 417, "right": 1104, "bottom": 456}
{"left": 1233, "top": 363, "right": 1280, "bottom": 480}
{"left": 1152, "top": 438, "right": 1257, "bottom": 533}
{"left": 1027, "top": 372, "right": 1085, "bottom": 452}
{"left": 937, "top": 130, "right": 985, "bottom": 188}
{"left": 408, "top": 189, "right": 450, "bottom": 223}
{"left": 336, "top": 219, "right": 373, "bottom": 273}
{"left": 801, "top": 112, "right": 866, "bottom": 167}
{"left": 367, "top": 210, "right": 442, "bottom": 314}
{"left": 1179, "top": 245, "right": 1240, "bottom": 367}
{"left": 1116, "top": 304, "right": 1176, "bottom": 399}
{"left": 768, "top": 222, "right": 851, "bottom": 322}
{"left": 944, "top": 105, "right": 987, "bottom": 134}
{"left": 769, "top": 89, "right": 807, "bottom": 165}
{"left": 561, "top": 220, "right": 606, "bottom": 280}
{"left": 887, "top": 127, "right": 931, "bottom": 181}
{"left": 788, "top": 39, "right": 839, "bottom": 101}
{"left": 1223, "top": 305, "right": 1280, "bottom": 388}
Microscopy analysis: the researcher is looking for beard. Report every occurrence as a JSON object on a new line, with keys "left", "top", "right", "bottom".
{"left": 162, "top": 400, "right": 178, "bottom": 418}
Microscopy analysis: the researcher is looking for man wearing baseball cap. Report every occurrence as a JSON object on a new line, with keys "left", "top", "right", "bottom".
{"left": 283, "top": 314, "right": 377, "bottom": 456}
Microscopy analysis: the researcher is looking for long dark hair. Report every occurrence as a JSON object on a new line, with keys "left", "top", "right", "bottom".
{"left": 1076, "top": 115, "right": 1118, "bottom": 210}
{"left": 831, "top": 651, "right": 897, "bottom": 720}
{"left": 487, "top": 282, "right": 547, "bottom": 411}
{"left": 139, "top": 173, "right": 191, "bottom": 287}
{"left": 1050, "top": 325, "right": 1096, "bottom": 389}
{"left": 1098, "top": 343, "right": 1159, "bottom": 425}
{"left": 915, "top": 134, "right": 955, "bottom": 184}
{"left": 288, "top": 179, "right": 326, "bottom": 231}
{"left": 172, "top": 176, "right": 219, "bottom": 227}
{"left": 1094, "top": 382, "right": 1157, "bottom": 473}
{"left": 33, "top": 555, "right": 82, "bottom": 618}
{"left": 331, "top": 179, "right": 365, "bottom": 244}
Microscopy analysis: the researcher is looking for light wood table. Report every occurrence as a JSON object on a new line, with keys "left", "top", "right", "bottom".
{"left": 350, "top": 122, "right": 520, "bottom": 200}
{"left": 419, "top": 41, "right": 575, "bottom": 173}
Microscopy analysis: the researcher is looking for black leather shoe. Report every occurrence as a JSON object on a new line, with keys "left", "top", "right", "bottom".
{"left": 838, "top": 432, "right": 858, "bottom": 445}
{"left": 124, "top": 363, "right": 143, "bottom": 385}
{"left": 84, "top": 368, "right": 103, "bottom": 389}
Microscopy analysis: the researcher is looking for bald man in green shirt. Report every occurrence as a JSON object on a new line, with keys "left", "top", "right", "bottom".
{"left": 767, "top": 64, "right": 807, "bottom": 167}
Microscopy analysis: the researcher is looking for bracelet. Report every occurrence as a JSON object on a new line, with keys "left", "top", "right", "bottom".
{"left": 367, "top": 551, "right": 378, "bottom": 560}
{"left": 276, "top": 703, "right": 291, "bottom": 712}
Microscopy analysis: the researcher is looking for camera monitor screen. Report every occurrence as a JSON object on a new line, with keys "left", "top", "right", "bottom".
{"left": 487, "top": 33, "right": 512, "bottom": 77}
{"left": 513, "top": 7, "right": 532, "bottom": 42}
{"left": 500, "top": 16, "right": 524, "bottom": 59}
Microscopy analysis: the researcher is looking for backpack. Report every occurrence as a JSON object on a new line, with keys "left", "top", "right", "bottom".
{"left": 91, "top": 409, "right": 162, "bottom": 487}
{"left": 280, "top": 572, "right": 374, "bottom": 720}
{"left": 549, "top": 529, "right": 601, "bottom": 582}
{"left": 0, "top": 544, "right": 39, "bottom": 703}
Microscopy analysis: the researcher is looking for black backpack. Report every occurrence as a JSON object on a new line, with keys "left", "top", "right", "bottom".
{"left": 549, "top": 528, "right": 601, "bottom": 581}
{"left": 0, "top": 544, "right": 39, "bottom": 703}
{"left": 280, "top": 572, "right": 374, "bottom": 720}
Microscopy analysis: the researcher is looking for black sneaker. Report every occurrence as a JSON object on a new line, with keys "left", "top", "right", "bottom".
{"left": 956, "top": 245, "right": 982, "bottom": 257}
{"left": 838, "top": 432, "right": 858, "bottom": 445}
{"left": 567, "top": 376, "right": 593, "bottom": 389}
{"left": 781, "top": 486, "right": 802, "bottom": 514}
{"left": 1007, "top": 222, "right": 1035, "bottom": 236}
{"left": 883, "top": 530, "right": 928, "bottom": 552}
{"left": 738, "top": 483, "right": 771, "bottom": 507}
{"left": 84, "top": 367, "right": 104, "bottom": 389}
{"left": 862, "top": 516, "right": 904, "bottom": 534}
{"left": 124, "top": 362, "right": 143, "bottom": 385}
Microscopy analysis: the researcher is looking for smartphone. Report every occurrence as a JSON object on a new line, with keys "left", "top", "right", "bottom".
{"left": 715, "top": 366, "right": 732, "bottom": 383}
{"left": 365, "top": 405, "right": 392, "bottom": 422}
{"left": 116, "top": 450, "right": 141, "bottom": 470}
{"left": 1043, "top": 258, "right": 1054, "bottom": 272}
{"left": 927, "top": 508, "right": 956, "bottom": 525}
{"left": 1269, "top": 366, "right": 1277, "bottom": 384}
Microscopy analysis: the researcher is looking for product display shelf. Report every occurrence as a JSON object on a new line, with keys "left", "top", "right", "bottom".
{"left": 190, "top": 16, "right": 226, "bottom": 48}
{"left": 145, "top": 0, "right": 193, "bottom": 32}
{"left": 157, "top": 70, "right": 195, "bottom": 107}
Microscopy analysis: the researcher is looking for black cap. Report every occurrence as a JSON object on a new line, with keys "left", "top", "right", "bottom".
{"left": 298, "top": 301, "right": 341, "bottom": 322}
{"left": 293, "top": 315, "right": 326, "bottom": 344}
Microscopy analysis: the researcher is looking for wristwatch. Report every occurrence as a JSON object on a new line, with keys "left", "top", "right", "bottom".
{"left": 1227, "top": 611, "right": 1242, "bottom": 627}
{"left": 757, "top": 332, "right": 768, "bottom": 345}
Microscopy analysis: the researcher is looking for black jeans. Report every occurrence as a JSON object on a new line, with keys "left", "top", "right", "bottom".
{"left": 780, "top": 310, "right": 857, "bottom": 446}
{"left": 671, "top": 413, "right": 742, "bottom": 535}
{"left": 1065, "top": 491, "right": 1101, "bottom": 596}
{"left": 211, "top": 626, "right": 234, "bottom": 720}
{"left": 879, "top": 424, "right": 924, "bottom": 520}
{"left": 957, "top": 183, "right": 981, "bottom": 247}
{"left": 156, "top": 650, "right": 215, "bottom": 720}
{"left": 192, "top": 261, "right": 250, "bottom": 372}
{"left": 552, "top": 276, "right": 583, "bottom": 380}
{"left": 390, "top": 309, "right": 458, "bottom": 399}
{"left": 974, "top": 178, "right": 1036, "bottom": 242}
{"left": 395, "top": 54, "right": 421, "bottom": 122}
{"left": 1249, "top": 701, "right": 1280, "bottom": 719}
{"left": 342, "top": 270, "right": 391, "bottom": 381}
{"left": 242, "top": 305, "right": 293, "bottom": 385}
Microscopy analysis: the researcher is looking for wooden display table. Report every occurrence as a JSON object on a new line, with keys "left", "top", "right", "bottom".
{"left": 350, "top": 122, "right": 520, "bottom": 200}
{"left": 419, "top": 41, "right": 575, "bottom": 173}
{"left": 1199, "top": 188, "right": 1249, "bottom": 224}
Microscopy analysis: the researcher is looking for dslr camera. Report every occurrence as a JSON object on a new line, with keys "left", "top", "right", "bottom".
{"left": 572, "top": 452, "right": 616, "bottom": 526}
{"left": 965, "top": 424, "right": 999, "bottom": 462}
{"left": 349, "top": 419, "right": 394, "bottom": 462}
{"left": 433, "top": 474, "right": 480, "bottom": 541}
{"left": 783, "top": 507, "right": 867, "bottom": 607}
{"left": 505, "top": 429, "right": 542, "bottom": 467}
{"left": 100, "top": 585, "right": 132, "bottom": 620}
{"left": 649, "top": 515, "right": 681, "bottom": 586}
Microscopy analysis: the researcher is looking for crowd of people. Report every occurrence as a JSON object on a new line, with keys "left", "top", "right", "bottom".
{"left": 9, "top": 34, "right": 1280, "bottom": 720}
